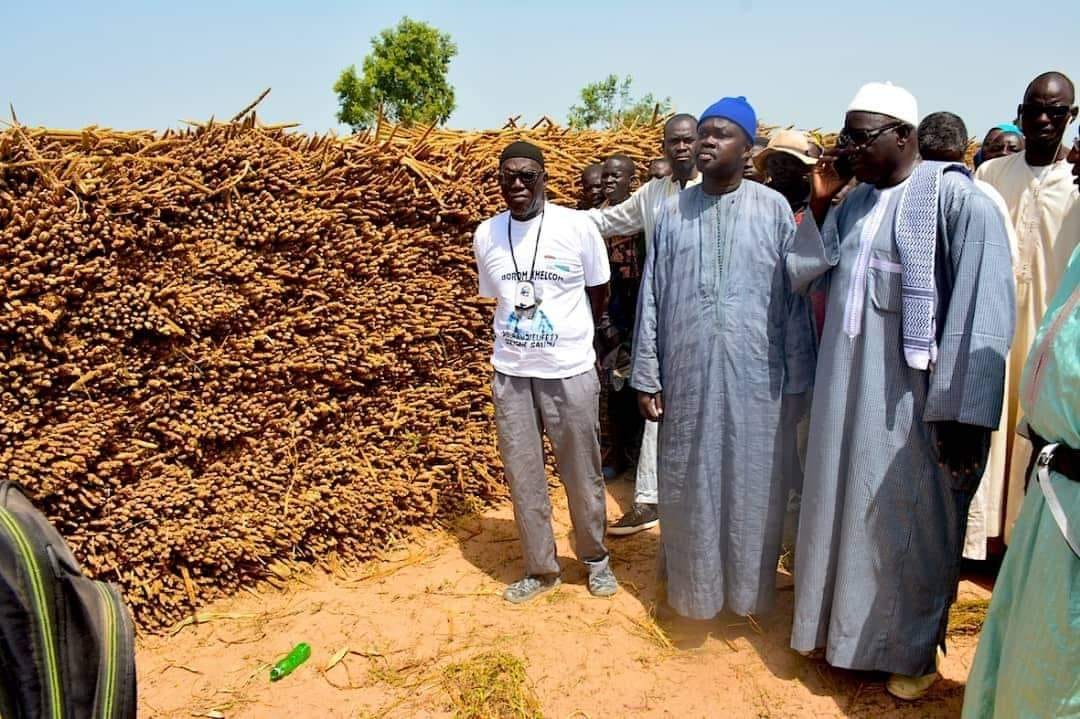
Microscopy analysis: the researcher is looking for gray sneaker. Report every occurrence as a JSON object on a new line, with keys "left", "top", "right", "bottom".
{"left": 503, "top": 575, "right": 561, "bottom": 604}
{"left": 608, "top": 503, "right": 659, "bottom": 536}
{"left": 588, "top": 566, "right": 618, "bottom": 597}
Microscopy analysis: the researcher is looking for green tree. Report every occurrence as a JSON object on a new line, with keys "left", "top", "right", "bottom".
{"left": 334, "top": 17, "right": 457, "bottom": 131}
{"left": 567, "top": 75, "right": 672, "bottom": 130}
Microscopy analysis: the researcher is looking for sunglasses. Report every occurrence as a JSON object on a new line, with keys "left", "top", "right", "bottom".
{"left": 836, "top": 122, "right": 903, "bottom": 150}
{"left": 498, "top": 170, "right": 542, "bottom": 187}
{"left": 1020, "top": 104, "right": 1075, "bottom": 121}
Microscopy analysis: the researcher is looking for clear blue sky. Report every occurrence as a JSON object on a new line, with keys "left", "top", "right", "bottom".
{"left": 2, "top": 0, "right": 1077, "bottom": 138}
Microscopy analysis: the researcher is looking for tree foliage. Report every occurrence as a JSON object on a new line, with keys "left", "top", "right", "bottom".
{"left": 334, "top": 17, "right": 457, "bottom": 131}
{"left": 567, "top": 75, "right": 672, "bottom": 130}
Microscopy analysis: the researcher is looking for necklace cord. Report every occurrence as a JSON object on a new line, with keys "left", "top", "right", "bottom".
{"left": 507, "top": 211, "right": 545, "bottom": 281}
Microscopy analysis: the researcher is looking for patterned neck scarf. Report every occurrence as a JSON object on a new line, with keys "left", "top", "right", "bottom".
{"left": 894, "top": 160, "right": 971, "bottom": 369}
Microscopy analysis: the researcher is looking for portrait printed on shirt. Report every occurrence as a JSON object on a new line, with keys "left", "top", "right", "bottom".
{"left": 501, "top": 258, "right": 571, "bottom": 348}
{"left": 475, "top": 203, "right": 611, "bottom": 379}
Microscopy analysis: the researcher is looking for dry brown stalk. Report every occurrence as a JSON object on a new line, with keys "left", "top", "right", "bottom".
{"left": 0, "top": 111, "right": 735, "bottom": 629}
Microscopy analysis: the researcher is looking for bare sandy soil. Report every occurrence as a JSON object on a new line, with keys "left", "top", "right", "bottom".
{"left": 137, "top": 478, "right": 990, "bottom": 718}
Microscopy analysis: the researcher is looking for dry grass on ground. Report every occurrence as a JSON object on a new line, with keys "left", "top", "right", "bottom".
{"left": 138, "top": 478, "right": 992, "bottom": 718}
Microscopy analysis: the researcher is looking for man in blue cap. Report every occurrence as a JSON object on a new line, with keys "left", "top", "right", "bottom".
{"left": 630, "top": 96, "right": 815, "bottom": 620}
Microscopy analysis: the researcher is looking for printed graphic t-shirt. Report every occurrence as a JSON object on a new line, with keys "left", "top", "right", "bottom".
{"left": 474, "top": 202, "right": 611, "bottom": 379}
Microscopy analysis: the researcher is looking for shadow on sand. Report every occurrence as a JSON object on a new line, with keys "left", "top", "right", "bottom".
{"left": 447, "top": 476, "right": 972, "bottom": 717}
{"left": 645, "top": 576, "right": 970, "bottom": 717}
{"left": 449, "top": 472, "right": 658, "bottom": 614}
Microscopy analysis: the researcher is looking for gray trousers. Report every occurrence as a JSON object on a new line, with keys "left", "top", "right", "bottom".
{"left": 492, "top": 369, "right": 609, "bottom": 578}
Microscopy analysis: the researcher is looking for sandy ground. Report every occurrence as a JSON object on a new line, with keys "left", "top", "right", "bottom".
{"left": 137, "top": 477, "right": 991, "bottom": 718}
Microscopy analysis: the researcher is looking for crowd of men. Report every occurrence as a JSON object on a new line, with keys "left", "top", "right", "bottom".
{"left": 472, "top": 71, "right": 1078, "bottom": 716}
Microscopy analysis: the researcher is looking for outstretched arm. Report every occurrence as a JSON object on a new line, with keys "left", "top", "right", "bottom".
{"left": 586, "top": 182, "right": 649, "bottom": 237}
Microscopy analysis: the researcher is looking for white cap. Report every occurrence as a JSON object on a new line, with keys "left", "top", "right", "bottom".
{"left": 847, "top": 81, "right": 918, "bottom": 127}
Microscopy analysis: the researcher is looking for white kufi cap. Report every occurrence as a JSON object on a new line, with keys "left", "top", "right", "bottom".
{"left": 847, "top": 81, "right": 918, "bottom": 127}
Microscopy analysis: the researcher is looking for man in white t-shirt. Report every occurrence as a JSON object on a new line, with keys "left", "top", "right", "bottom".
{"left": 474, "top": 141, "right": 617, "bottom": 603}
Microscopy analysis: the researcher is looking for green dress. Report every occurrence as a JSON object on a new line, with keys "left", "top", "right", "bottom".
{"left": 962, "top": 245, "right": 1080, "bottom": 718}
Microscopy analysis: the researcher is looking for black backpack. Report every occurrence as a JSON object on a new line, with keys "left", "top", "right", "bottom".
{"left": 0, "top": 481, "right": 136, "bottom": 719}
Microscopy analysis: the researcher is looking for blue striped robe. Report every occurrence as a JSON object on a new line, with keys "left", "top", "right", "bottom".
{"left": 630, "top": 181, "right": 816, "bottom": 619}
{"left": 787, "top": 173, "right": 1015, "bottom": 676}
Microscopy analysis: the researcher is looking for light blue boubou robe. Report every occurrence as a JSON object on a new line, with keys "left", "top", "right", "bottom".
{"left": 787, "top": 172, "right": 1015, "bottom": 676}
{"left": 631, "top": 181, "right": 815, "bottom": 620}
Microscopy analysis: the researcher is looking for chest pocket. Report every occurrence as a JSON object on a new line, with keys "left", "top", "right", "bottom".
{"left": 868, "top": 255, "right": 904, "bottom": 313}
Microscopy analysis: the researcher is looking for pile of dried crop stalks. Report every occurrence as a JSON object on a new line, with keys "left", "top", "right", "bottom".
{"left": 0, "top": 105, "right": 673, "bottom": 628}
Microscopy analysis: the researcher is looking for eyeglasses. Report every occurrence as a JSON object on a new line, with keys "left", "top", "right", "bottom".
{"left": 836, "top": 122, "right": 904, "bottom": 151}
{"left": 1020, "top": 104, "right": 1075, "bottom": 121}
{"left": 498, "top": 170, "right": 542, "bottom": 187}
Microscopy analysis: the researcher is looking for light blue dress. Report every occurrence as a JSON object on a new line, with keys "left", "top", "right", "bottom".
{"left": 962, "top": 245, "right": 1080, "bottom": 719}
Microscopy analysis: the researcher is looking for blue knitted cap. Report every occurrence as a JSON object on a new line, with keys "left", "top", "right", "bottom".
{"left": 699, "top": 96, "right": 757, "bottom": 143}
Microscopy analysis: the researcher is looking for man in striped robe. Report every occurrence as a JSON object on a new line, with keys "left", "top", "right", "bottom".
{"left": 787, "top": 83, "right": 1015, "bottom": 700}
{"left": 630, "top": 97, "right": 815, "bottom": 620}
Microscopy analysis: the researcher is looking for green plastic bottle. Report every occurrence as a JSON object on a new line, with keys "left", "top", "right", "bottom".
{"left": 270, "top": 642, "right": 311, "bottom": 682}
